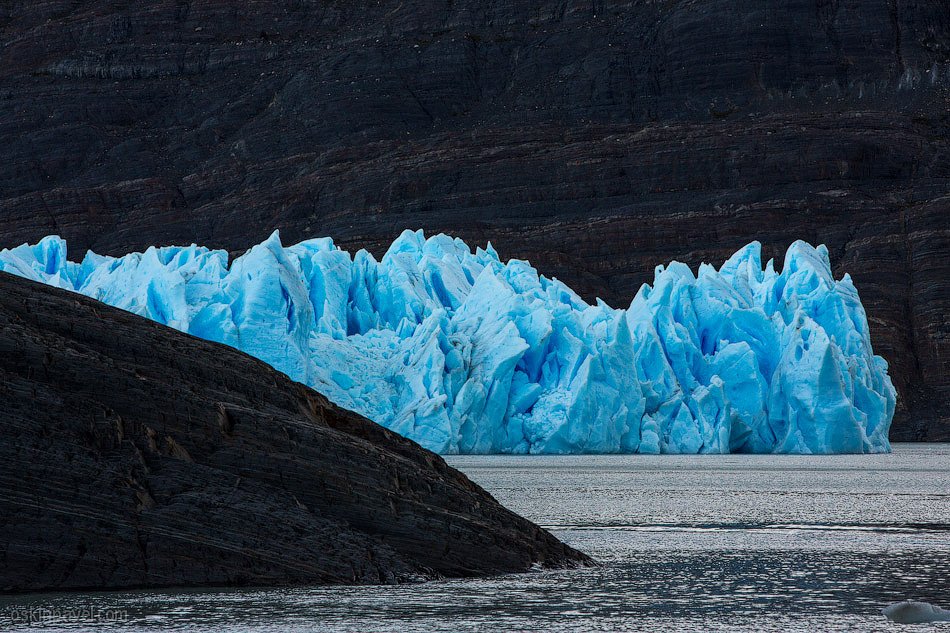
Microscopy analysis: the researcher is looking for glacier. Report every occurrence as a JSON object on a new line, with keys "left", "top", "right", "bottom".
{"left": 0, "top": 231, "right": 895, "bottom": 454}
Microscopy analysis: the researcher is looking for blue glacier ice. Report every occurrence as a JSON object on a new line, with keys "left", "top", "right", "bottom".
{"left": 0, "top": 231, "right": 895, "bottom": 454}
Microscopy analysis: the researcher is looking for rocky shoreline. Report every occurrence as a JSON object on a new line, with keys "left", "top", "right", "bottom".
{"left": 0, "top": 272, "right": 589, "bottom": 592}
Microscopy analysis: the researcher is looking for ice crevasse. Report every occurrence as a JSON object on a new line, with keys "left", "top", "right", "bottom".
{"left": 0, "top": 230, "right": 895, "bottom": 454}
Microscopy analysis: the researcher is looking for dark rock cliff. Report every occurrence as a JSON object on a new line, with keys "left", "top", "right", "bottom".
{"left": 0, "top": 271, "right": 588, "bottom": 591}
{"left": 0, "top": 1, "right": 947, "bottom": 438}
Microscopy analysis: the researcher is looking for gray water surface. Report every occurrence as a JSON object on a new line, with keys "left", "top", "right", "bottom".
{"left": 3, "top": 443, "right": 949, "bottom": 632}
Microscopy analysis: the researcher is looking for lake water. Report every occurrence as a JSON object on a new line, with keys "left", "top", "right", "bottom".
{"left": 3, "top": 443, "right": 949, "bottom": 632}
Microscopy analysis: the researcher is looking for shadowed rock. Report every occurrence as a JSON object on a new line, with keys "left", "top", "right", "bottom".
{"left": 0, "top": 271, "right": 589, "bottom": 592}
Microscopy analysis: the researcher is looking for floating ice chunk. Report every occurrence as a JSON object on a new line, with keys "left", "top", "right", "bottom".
{"left": 882, "top": 601, "right": 950, "bottom": 624}
{"left": 0, "top": 232, "right": 896, "bottom": 455}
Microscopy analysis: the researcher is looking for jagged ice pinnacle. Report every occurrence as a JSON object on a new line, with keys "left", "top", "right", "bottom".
{"left": 0, "top": 231, "right": 895, "bottom": 454}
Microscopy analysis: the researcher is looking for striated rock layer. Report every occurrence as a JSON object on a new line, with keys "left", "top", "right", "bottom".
{"left": 0, "top": 232, "right": 896, "bottom": 455}
{"left": 0, "top": 271, "right": 588, "bottom": 592}
{"left": 0, "top": 1, "right": 947, "bottom": 438}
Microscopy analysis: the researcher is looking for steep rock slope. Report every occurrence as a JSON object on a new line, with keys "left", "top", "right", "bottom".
{"left": 0, "top": 1, "right": 947, "bottom": 437}
{"left": 0, "top": 271, "right": 587, "bottom": 591}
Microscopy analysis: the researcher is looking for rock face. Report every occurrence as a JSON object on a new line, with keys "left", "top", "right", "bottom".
{"left": 0, "top": 1, "right": 947, "bottom": 438}
{"left": 0, "top": 271, "right": 588, "bottom": 592}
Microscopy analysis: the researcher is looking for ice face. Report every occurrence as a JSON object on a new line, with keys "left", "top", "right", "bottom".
{"left": 0, "top": 231, "right": 895, "bottom": 454}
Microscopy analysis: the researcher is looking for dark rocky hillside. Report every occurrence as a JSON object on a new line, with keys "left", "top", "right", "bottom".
{"left": 0, "top": 271, "right": 588, "bottom": 591}
{"left": 0, "top": 1, "right": 947, "bottom": 438}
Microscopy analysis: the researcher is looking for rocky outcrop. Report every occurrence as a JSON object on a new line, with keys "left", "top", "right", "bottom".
{"left": 0, "top": 271, "right": 588, "bottom": 592}
{"left": 0, "top": 1, "right": 947, "bottom": 438}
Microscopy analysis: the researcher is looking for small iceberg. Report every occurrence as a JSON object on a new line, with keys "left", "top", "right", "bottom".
{"left": 883, "top": 601, "right": 950, "bottom": 624}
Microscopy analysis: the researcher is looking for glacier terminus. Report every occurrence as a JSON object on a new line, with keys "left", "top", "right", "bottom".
{"left": 0, "top": 231, "right": 895, "bottom": 454}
